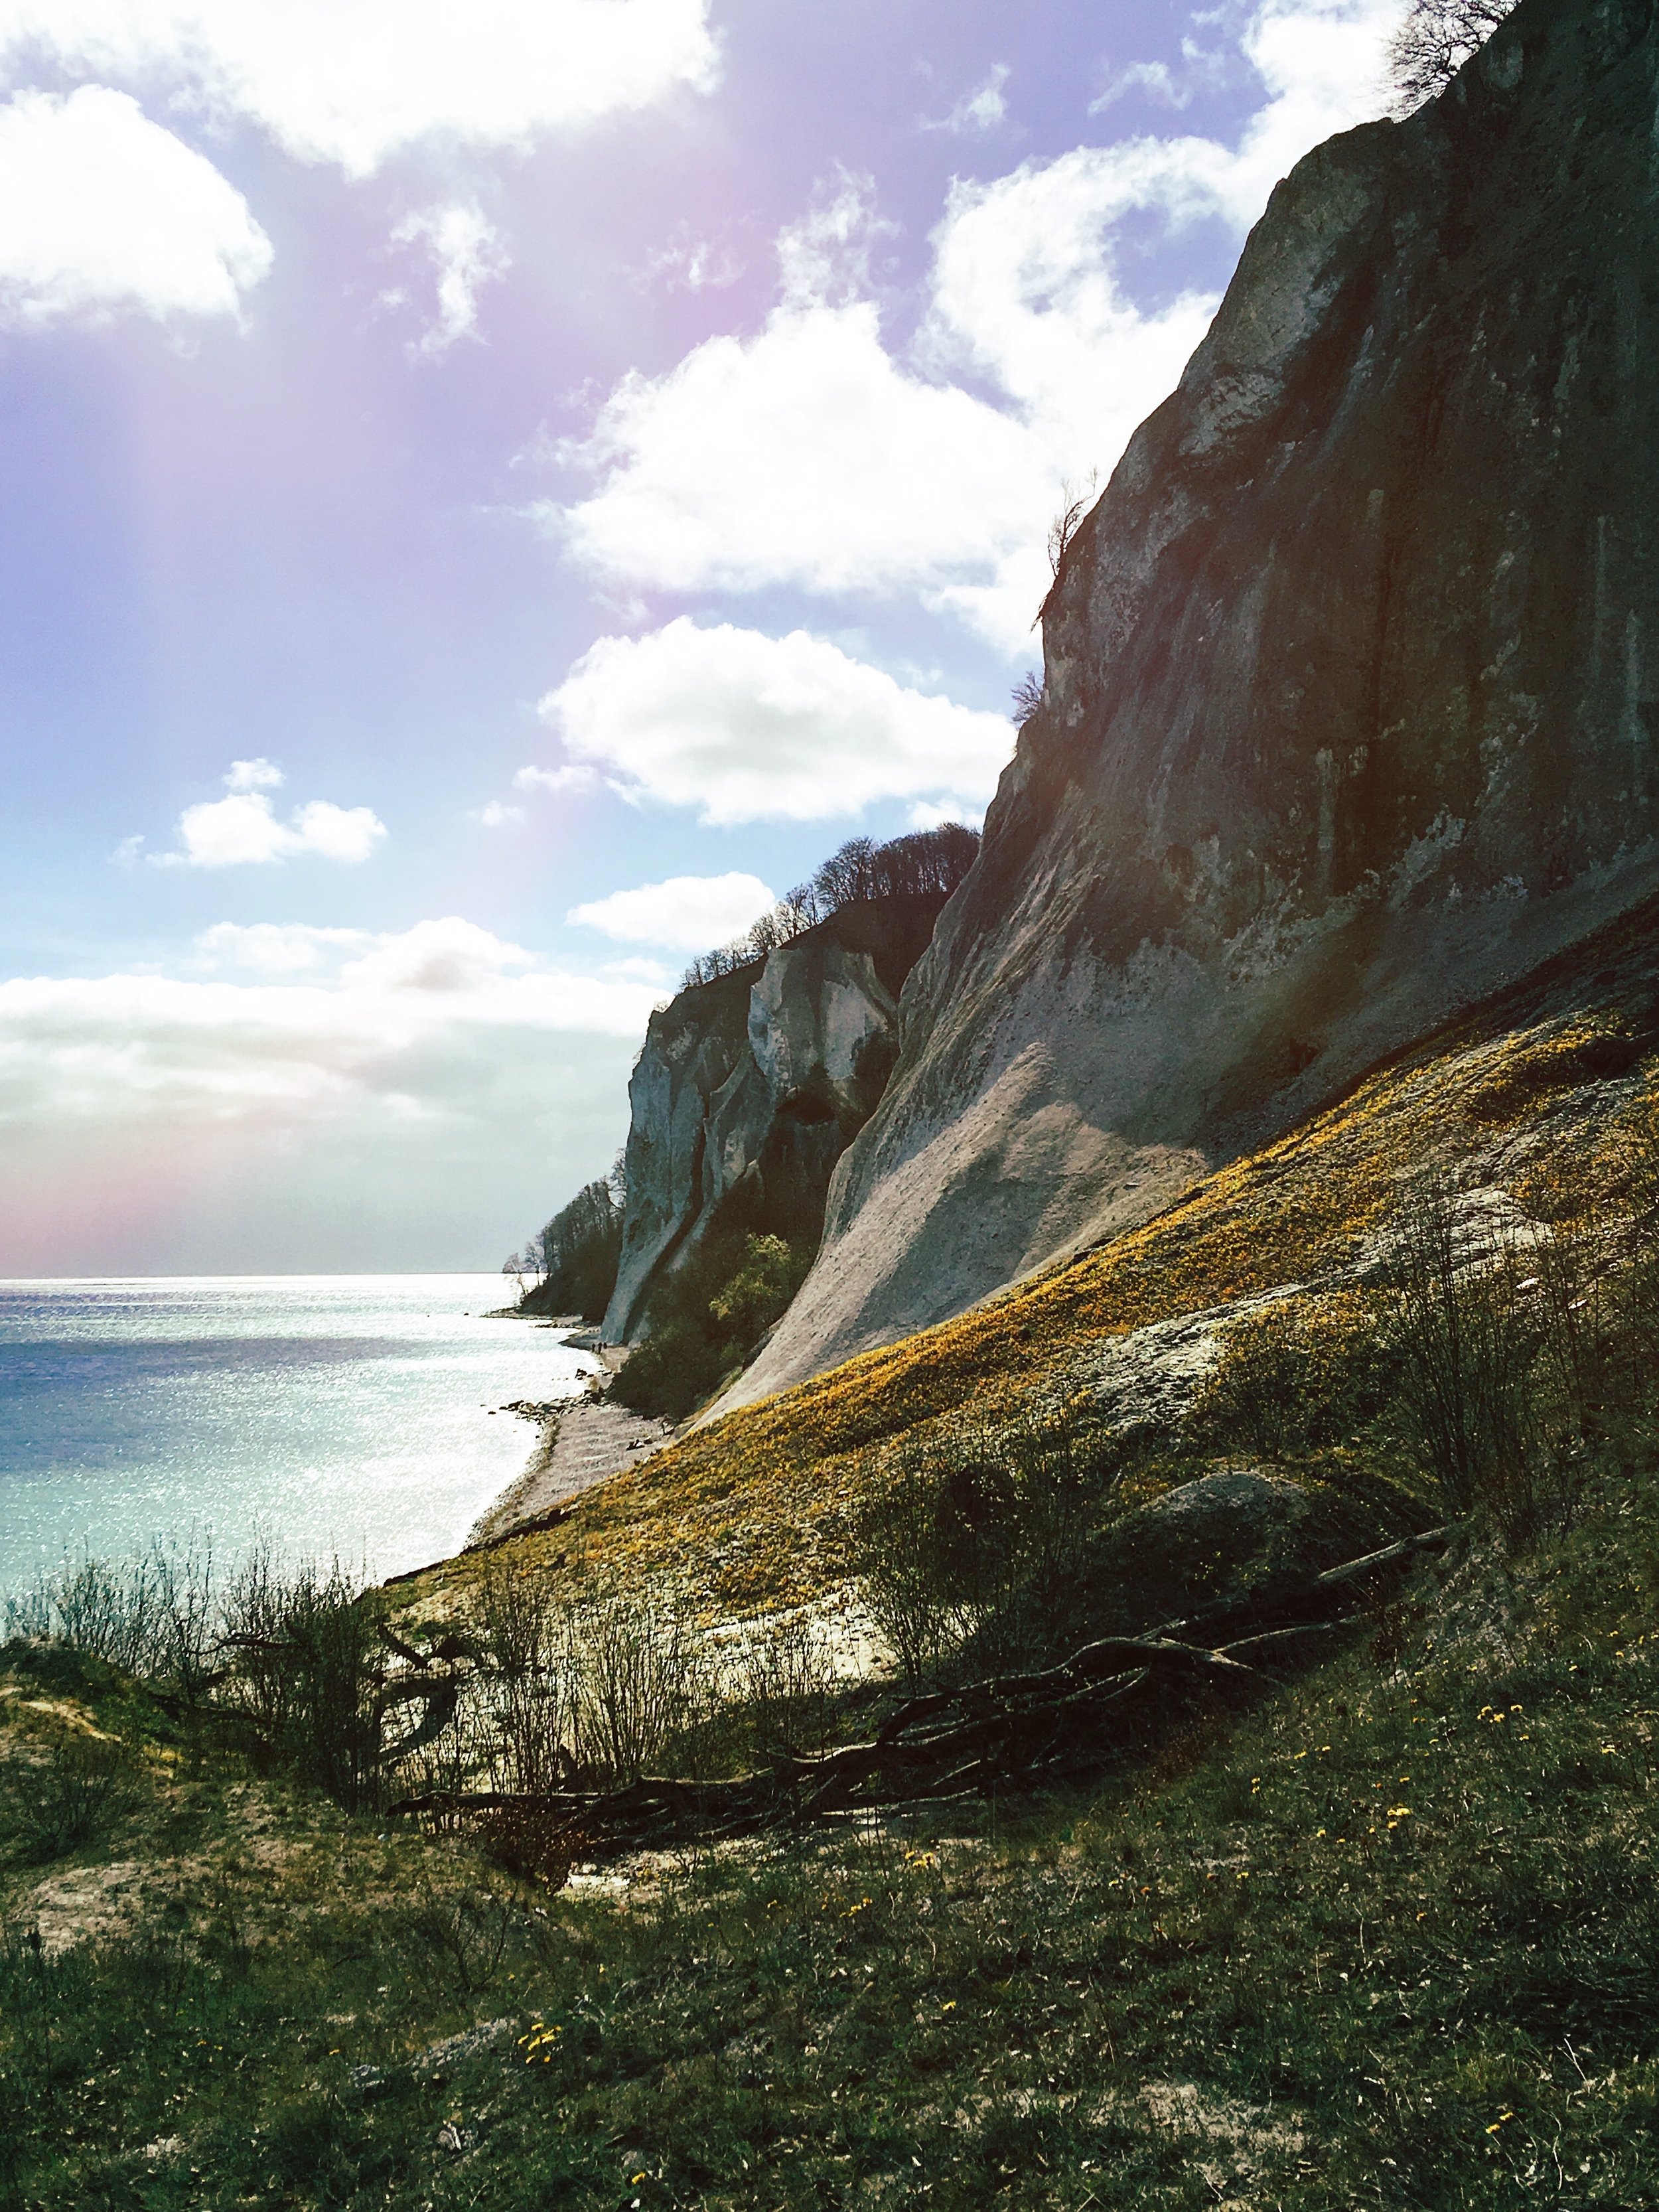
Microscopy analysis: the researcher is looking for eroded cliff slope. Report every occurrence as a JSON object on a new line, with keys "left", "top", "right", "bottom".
{"left": 735, "top": 0, "right": 1659, "bottom": 1408}
{"left": 603, "top": 893, "right": 948, "bottom": 1343}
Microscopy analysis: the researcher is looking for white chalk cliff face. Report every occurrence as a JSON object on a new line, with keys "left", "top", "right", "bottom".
{"left": 729, "top": 0, "right": 1659, "bottom": 1410}
{"left": 603, "top": 896, "right": 947, "bottom": 1343}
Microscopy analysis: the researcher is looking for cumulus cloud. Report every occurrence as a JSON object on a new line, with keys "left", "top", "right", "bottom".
{"left": 0, "top": 85, "right": 270, "bottom": 327}
{"left": 0, "top": 0, "right": 720, "bottom": 177}
{"left": 774, "top": 171, "right": 897, "bottom": 309}
{"left": 569, "top": 871, "right": 778, "bottom": 952}
{"left": 392, "top": 202, "right": 508, "bottom": 356}
{"left": 556, "top": 179, "right": 1042, "bottom": 614}
{"left": 225, "top": 757, "right": 284, "bottom": 791}
{"left": 554, "top": 0, "right": 1398, "bottom": 653}
{"left": 151, "top": 761, "right": 388, "bottom": 867}
{"left": 471, "top": 800, "right": 526, "bottom": 828}
{"left": 923, "top": 63, "right": 1009, "bottom": 134}
{"left": 541, "top": 617, "right": 1012, "bottom": 826}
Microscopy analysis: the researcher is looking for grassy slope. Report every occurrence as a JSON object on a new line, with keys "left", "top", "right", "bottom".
{"left": 4, "top": 1473, "right": 1658, "bottom": 2209}
{"left": 411, "top": 894, "right": 1659, "bottom": 1621}
{"left": 7, "top": 911, "right": 1659, "bottom": 2207}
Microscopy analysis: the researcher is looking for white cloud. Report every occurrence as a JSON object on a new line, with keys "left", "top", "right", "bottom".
{"left": 774, "top": 172, "right": 896, "bottom": 309}
{"left": 225, "top": 756, "right": 284, "bottom": 791}
{"left": 472, "top": 800, "right": 526, "bottom": 828}
{"left": 1090, "top": 60, "right": 1195, "bottom": 113}
{"left": 0, "top": 916, "right": 660, "bottom": 1270}
{"left": 194, "top": 921, "right": 372, "bottom": 972}
{"left": 514, "top": 763, "right": 601, "bottom": 797}
{"left": 638, "top": 224, "right": 743, "bottom": 294}
{"left": 556, "top": 176, "right": 1043, "bottom": 613}
{"left": 907, "top": 797, "right": 986, "bottom": 832}
{"left": 557, "top": 296, "right": 1041, "bottom": 607}
{"left": 569, "top": 871, "right": 778, "bottom": 952}
{"left": 392, "top": 202, "right": 508, "bottom": 356}
{"left": 541, "top": 617, "right": 1013, "bottom": 826}
{"left": 151, "top": 761, "right": 388, "bottom": 867}
{"left": 1230, "top": 0, "right": 1400, "bottom": 210}
{"left": 0, "top": 86, "right": 270, "bottom": 327}
{"left": 0, "top": 919, "right": 656, "bottom": 1132}
{"left": 554, "top": 0, "right": 1398, "bottom": 653}
{"left": 0, "top": 0, "right": 720, "bottom": 178}
{"left": 923, "top": 63, "right": 1009, "bottom": 134}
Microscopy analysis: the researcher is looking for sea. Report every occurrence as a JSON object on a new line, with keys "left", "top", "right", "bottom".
{"left": 0, "top": 1276, "right": 595, "bottom": 1600}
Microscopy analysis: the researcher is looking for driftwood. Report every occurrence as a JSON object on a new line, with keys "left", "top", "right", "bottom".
{"left": 388, "top": 1524, "right": 1451, "bottom": 1861}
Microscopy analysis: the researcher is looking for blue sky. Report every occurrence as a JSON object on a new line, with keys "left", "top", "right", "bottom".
{"left": 0, "top": 0, "right": 1400, "bottom": 1273}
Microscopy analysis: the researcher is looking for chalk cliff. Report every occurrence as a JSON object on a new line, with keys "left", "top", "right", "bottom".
{"left": 732, "top": 0, "right": 1659, "bottom": 1408}
{"left": 603, "top": 895, "right": 949, "bottom": 1342}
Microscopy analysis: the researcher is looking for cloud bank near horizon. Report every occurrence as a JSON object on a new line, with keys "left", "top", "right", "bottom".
{"left": 0, "top": 917, "right": 660, "bottom": 1272}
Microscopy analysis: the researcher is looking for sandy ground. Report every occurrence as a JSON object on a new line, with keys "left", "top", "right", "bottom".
{"left": 467, "top": 1396, "right": 675, "bottom": 1546}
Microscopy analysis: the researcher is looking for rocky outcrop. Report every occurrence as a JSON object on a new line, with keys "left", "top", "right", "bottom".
{"left": 603, "top": 895, "right": 948, "bottom": 1342}
{"left": 733, "top": 0, "right": 1659, "bottom": 1407}
{"left": 1082, "top": 1469, "right": 1385, "bottom": 1638}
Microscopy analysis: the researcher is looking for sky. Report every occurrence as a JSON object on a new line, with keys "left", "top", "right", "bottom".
{"left": 0, "top": 0, "right": 1404, "bottom": 1275}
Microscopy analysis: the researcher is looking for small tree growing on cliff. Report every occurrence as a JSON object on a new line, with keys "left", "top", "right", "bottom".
{"left": 1387, "top": 0, "right": 1517, "bottom": 113}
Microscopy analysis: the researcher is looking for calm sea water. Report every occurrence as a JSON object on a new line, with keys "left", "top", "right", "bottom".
{"left": 0, "top": 1276, "right": 594, "bottom": 1597}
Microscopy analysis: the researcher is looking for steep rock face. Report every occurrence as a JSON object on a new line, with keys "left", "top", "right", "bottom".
{"left": 735, "top": 0, "right": 1659, "bottom": 1407}
{"left": 603, "top": 895, "right": 946, "bottom": 1341}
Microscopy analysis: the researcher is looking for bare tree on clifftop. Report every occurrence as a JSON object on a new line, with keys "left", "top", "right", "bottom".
{"left": 1388, "top": 0, "right": 1517, "bottom": 113}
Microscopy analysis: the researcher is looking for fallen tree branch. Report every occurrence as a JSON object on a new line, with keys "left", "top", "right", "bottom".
{"left": 387, "top": 1522, "right": 1454, "bottom": 1858}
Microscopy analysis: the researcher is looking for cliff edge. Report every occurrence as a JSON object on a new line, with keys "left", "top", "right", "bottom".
{"left": 734, "top": 0, "right": 1659, "bottom": 1408}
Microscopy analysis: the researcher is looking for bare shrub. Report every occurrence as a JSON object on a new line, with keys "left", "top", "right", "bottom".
{"left": 145, "top": 1536, "right": 220, "bottom": 1699}
{"left": 219, "top": 1542, "right": 388, "bottom": 1810}
{"left": 567, "top": 1584, "right": 711, "bottom": 1787}
{"left": 1388, "top": 0, "right": 1517, "bottom": 115}
{"left": 9, "top": 1733, "right": 139, "bottom": 1863}
{"left": 738, "top": 1612, "right": 839, "bottom": 1763}
{"left": 850, "top": 1459, "right": 976, "bottom": 1693}
{"left": 468, "top": 1556, "right": 571, "bottom": 1796}
{"left": 1381, "top": 1175, "right": 1619, "bottom": 1544}
{"left": 853, "top": 1411, "right": 1113, "bottom": 1688}
{"left": 467, "top": 1802, "right": 587, "bottom": 1886}
{"left": 396, "top": 1883, "right": 514, "bottom": 1998}
{"left": 1384, "top": 1177, "right": 1544, "bottom": 1528}
{"left": 1046, "top": 471, "right": 1098, "bottom": 579}
{"left": 3, "top": 1534, "right": 219, "bottom": 1696}
{"left": 1608, "top": 1098, "right": 1659, "bottom": 1365}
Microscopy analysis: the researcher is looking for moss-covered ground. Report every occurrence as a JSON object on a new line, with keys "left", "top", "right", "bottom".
{"left": 5, "top": 1459, "right": 1659, "bottom": 2209}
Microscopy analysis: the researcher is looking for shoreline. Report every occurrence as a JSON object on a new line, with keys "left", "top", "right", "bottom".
{"left": 465, "top": 1386, "right": 676, "bottom": 1550}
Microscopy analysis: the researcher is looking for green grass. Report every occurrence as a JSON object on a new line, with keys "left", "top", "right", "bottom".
{"left": 5, "top": 1457, "right": 1659, "bottom": 2210}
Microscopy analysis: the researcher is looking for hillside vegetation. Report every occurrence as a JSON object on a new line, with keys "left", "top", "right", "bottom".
{"left": 6, "top": 901, "right": 1659, "bottom": 2209}
{"left": 421, "top": 892, "right": 1659, "bottom": 1624}
{"left": 4, "top": 1469, "right": 1658, "bottom": 2207}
